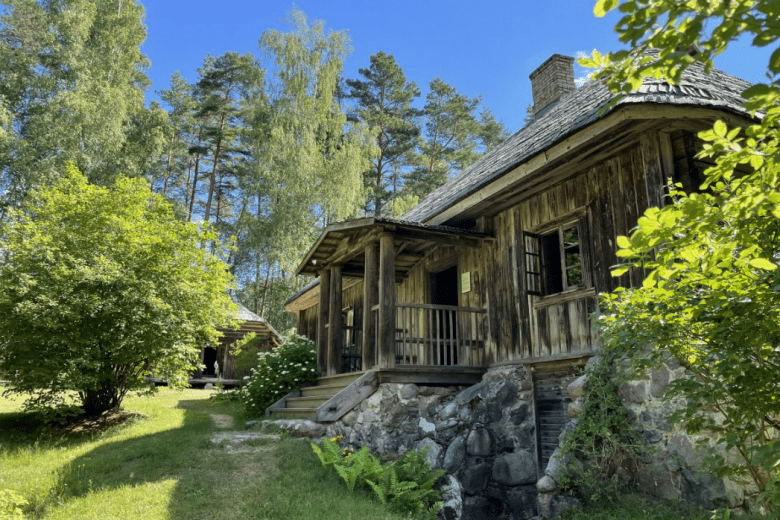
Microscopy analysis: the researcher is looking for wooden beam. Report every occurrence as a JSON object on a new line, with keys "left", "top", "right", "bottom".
{"left": 362, "top": 241, "right": 379, "bottom": 370}
{"left": 377, "top": 234, "right": 396, "bottom": 369}
{"left": 327, "top": 265, "right": 343, "bottom": 376}
{"left": 317, "top": 269, "right": 330, "bottom": 377}
{"left": 640, "top": 131, "right": 666, "bottom": 209}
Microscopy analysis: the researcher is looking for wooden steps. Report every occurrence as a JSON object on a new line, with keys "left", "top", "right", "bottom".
{"left": 266, "top": 371, "right": 367, "bottom": 421}
{"left": 264, "top": 366, "right": 486, "bottom": 423}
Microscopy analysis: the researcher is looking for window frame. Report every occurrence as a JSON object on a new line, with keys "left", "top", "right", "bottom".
{"left": 524, "top": 213, "right": 590, "bottom": 298}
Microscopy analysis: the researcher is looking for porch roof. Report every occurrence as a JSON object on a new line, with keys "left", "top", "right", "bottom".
{"left": 295, "top": 216, "right": 493, "bottom": 279}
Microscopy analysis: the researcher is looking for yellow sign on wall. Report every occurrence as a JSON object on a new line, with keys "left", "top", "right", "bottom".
{"left": 461, "top": 271, "right": 471, "bottom": 294}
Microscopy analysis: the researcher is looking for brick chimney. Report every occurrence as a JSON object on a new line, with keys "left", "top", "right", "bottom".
{"left": 529, "top": 54, "right": 576, "bottom": 119}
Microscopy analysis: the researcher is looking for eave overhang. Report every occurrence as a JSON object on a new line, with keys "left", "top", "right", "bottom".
{"left": 295, "top": 217, "right": 494, "bottom": 281}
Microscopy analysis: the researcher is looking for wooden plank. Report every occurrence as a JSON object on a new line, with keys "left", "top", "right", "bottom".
{"left": 316, "top": 371, "right": 378, "bottom": 423}
{"left": 377, "top": 234, "right": 396, "bottom": 369}
{"left": 265, "top": 389, "right": 302, "bottom": 417}
{"left": 317, "top": 269, "right": 330, "bottom": 376}
{"left": 641, "top": 131, "right": 666, "bottom": 210}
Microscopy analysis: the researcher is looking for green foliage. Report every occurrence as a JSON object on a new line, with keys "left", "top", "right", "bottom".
{"left": 584, "top": 0, "right": 780, "bottom": 514}
{"left": 557, "top": 354, "right": 648, "bottom": 503}
{"left": 0, "top": 0, "right": 167, "bottom": 215}
{"left": 0, "top": 489, "right": 27, "bottom": 520}
{"left": 230, "top": 332, "right": 263, "bottom": 374}
{"left": 345, "top": 51, "right": 422, "bottom": 216}
{"left": 557, "top": 492, "right": 722, "bottom": 520}
{"left": 311, "top": 436, "right": 444, "bottom": 520}
{"left": 0, "top": 168, "right": 236, "bottom": 417}
{"left": 241, "top": 335, "right": 317, "bottom": 415}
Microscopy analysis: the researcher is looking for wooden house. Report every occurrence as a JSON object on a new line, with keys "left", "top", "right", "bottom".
{"left": 280, "top": 53, "right": 754, "bottom": 439}
{"left": 196, "top": 303, "right": 283, "bottom": 382}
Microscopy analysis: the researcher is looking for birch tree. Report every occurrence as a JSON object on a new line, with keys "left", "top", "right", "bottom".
{"left": 0, "top": 0, "right": 166, "bottom": 217}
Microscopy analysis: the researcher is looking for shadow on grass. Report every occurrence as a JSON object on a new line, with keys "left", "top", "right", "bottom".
{"left": 49, "top": 402, "right": 245, "bottom": 519}
{"left": 0, "top": 408, "right": 142, "bottom": 453}
{"left": 2, "top": 393, "right": 400, "bottom": 520}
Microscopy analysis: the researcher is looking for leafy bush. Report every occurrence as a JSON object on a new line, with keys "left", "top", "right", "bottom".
{"left": 230, "top": 332, "right": 264, "bottom": 375}
{"left": 242, "top": 335, "right": 317, "bottom": 415}
{"left": 557, "top": 353, "right": 648, "bottom": 503}
{"left": 312, "top": 436, "right": 444, "bottom": 520}
{"left": 0, "top": 168, "right": 236, "bottom": 417}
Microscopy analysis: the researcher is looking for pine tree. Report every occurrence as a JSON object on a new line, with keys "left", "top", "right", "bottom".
{"left": 346, "top": 51, "right": 421, "bottom": 216}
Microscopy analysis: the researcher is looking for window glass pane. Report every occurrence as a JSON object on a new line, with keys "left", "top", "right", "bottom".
{"left": 563, "top": 225, "right": 582, "bottom": 287}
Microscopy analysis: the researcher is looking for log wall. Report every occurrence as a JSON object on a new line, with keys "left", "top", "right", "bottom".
{"left": 294, "top": 127, "right": 703, "bottom": 367}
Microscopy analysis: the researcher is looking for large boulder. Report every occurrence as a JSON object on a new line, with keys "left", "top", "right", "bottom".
{"left": 492, "top": 450, "right": 537, "bottom": 486}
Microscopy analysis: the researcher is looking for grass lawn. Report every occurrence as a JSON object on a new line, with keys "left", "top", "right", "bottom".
{"left": 0, "top": 388, "right": 405, "bottom": 520}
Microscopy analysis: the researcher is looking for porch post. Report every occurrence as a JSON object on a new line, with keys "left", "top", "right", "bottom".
{"left": 317, "top": 269, "right": 330, "bottom": 377}
{"left": 327, "top": 265, "right": 343, "bottom": 375}
{"left": 377, "top": 233, "right": 396, "bottom": 368}
{"left": 362, "top": 241, "right": 379, "bottom": 370}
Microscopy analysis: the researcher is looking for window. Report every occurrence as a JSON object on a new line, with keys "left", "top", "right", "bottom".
{"left": 525, "top": 219, "right": 587, "bottom": 296}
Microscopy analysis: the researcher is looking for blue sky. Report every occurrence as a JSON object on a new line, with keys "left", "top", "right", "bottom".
{"left": 142, "top": 1, "right": 772, "bottom": 133}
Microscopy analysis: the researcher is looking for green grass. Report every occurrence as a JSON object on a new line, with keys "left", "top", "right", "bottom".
{"left": 559, "top": 493, "right": 768, "bottom": 520}
{"left": 0, "top": 388, "right": 405, "bottom": 519}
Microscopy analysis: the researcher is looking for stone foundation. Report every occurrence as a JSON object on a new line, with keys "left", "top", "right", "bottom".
{"left": 268, "top": 358, "right": 753, "bottom": 519}
{"left": 325, "top": 365, "right": 539, "bottom": 520}
{"left": 535, "top": 356, "right": 750, "bottom": 515}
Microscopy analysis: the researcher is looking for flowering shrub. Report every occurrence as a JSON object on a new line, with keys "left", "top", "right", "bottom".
{"left": 242, "top": 335, "right": 318, "bottom": 415}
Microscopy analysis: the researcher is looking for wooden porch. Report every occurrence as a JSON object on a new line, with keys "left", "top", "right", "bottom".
{"left": 295, "top": 217, "right": 495, "bottom": 379}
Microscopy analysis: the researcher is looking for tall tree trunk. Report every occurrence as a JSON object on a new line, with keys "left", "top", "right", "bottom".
{"left": 259, "top": 263, "right": 275, "bottom": 317}
{"left": 203, "top": 113, "right": 226, "bottom": 225}
{"left": 162, "top": 131, "right": 177, "bottom": 197}
{"left": 187, "top": 126, "right": 205, "bottom": 221}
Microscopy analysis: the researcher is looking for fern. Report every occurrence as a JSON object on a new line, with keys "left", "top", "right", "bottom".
{"left": 310, "top": 440, "right": 444, "bottom": 520}
{"left": 310, "top": 437, "right": 343, "bottom": 471}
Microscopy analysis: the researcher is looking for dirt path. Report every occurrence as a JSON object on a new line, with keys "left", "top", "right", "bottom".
{"left": 210, "top": 413, "right": 235, "bottom": 429}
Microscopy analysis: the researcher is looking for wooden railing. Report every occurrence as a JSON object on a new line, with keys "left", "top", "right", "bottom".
{"left": 341, "top": 324, "right": 362, "bottom": 373}
{"left": 371, "top": 303, "right": 487, "bottom": 368}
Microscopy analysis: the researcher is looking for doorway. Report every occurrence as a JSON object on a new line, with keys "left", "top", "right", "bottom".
{"left": 430, "top": 265, "right": 459, "bottom": 365}
{"left": 202, "top": 347, "right": 217, "bottom": 376}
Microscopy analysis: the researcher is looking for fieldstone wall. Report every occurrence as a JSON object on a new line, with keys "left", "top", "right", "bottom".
{"left": 263, "top": 357, "right": 756, "bottom": 519}
{"left": 325, "top": 365, "right": 540, "bottom": 520}
{"left": 535, "top": 355, "right": 750, "bottom": 516}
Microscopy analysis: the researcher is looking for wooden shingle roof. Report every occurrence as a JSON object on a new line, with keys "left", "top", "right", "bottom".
{"left": 402, "top": 62, "right": 752, "bottom": 225}
{"left": 218, "top": 303, "right": 283, "bottom": 346}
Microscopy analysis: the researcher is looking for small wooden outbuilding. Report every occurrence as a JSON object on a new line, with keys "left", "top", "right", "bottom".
{"left": 196, "top": 303, "right": 283, "bottom": 381}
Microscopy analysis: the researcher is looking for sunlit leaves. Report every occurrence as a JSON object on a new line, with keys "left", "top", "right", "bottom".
{"left": 0, "top": 168, "right": 236, "bottom": 415}
{"left": 588, "top": 0, "right": 780, "bottom": 506}
{"left": 0, "top": 0, "right": 166, "bottom": 215}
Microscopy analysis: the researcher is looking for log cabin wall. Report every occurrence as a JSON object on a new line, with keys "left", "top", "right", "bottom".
{"left": 292, "top": 126, "right": 707, "bottom": 368}
{"left": 298, "top": 304, "right": 319, "bottom": 342}
{"left": 430, "top": 127, "right": 689, "bottom": 366}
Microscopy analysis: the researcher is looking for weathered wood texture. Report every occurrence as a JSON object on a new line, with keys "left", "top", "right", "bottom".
{"left": 317, "top": 269, "right": 330, "bottom": 376}
{"left": 294, "top": 126, "right": 709, "bottom": 368}
{"left": 297, "top": 304, "right": 318, "bottom": 342}
{"left": 377, "top": 234, "right": 396, "bottom": 368}
{"left": 392, "top": 128, "right": 683, "bottom": 365}
{"left": 327, "top": 266, "right": 343, "bottom": 376}
{"left": 316, "top": 371, "right": 378, "bottom": 422}
{"left": 362, "top": 243, "right": 379, "bottom": 370}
